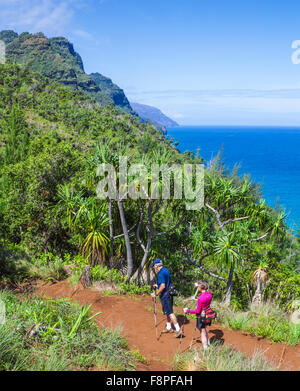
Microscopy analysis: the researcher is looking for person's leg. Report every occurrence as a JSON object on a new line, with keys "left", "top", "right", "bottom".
{"left": 201, "top": 326, "right": 208, "bottom": 350}
{"left": 165, "top": 314, "right": 172, "bottom": 330}
{"left": 206, "top": 329, "right": 210, "bottom": 345}
{"left": 167, "top": 295, "right": 180, "bottom": 332}
{"left": 169, "top": 313, "right": 180, "bottom": 332}
{"left": 161, "top": 297, "right": 174, "bottom": 333}
{"left": 165, "top": 295, "right": 182, "bottom": 337}
{"left": 206, "top": 321, "right": 211, "bottom": 345}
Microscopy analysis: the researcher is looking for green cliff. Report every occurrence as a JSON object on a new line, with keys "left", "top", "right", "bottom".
{"left": 0, "top": 30, "right": 134, "bottom": 114}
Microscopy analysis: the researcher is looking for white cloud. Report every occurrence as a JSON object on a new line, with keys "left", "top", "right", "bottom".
{"left": 72, "top": 29, "right": 94, "bottom": 40}
{"left": 0, "top": 0, "right": 82, "bottom": 36}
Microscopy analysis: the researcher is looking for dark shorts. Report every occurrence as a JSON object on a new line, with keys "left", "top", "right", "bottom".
{"left": 161, "top": 293, "right": 173, "bottom": 315}
{"left": 196, "top": 317, "right": 211, "bottom": 330}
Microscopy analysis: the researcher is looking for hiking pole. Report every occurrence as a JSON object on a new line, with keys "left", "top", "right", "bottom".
{"left": 193, "top": 286, "right": 199, "bottom": 300}
{"left": 178, "top": 309, "right": 187, "bottom": 353}
{"left": 153, "top": 296, "right": 159, "bottom": 341}
{"left": 189, "top": 283, "right": 199, "bottom": 349}
{"left": 189, "top": 322, "right": 197, "bottom": 350}
{"left": 151, "top": 286, "right": 159, "bottom": 341}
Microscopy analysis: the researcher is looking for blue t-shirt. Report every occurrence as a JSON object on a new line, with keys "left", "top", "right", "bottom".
{"left": 157, "top": 267, "right": 171, "bottom": 297}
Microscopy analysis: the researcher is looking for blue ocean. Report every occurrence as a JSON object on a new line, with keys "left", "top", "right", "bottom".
{"left": 167, "top": 126, "right": 300, "bottom": 233}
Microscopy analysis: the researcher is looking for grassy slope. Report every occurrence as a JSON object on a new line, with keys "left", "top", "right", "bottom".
{"left": 0, "top": 289, "right": 140, "bottom": 371}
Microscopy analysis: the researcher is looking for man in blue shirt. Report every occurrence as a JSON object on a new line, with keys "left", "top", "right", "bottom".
{"left": 150, "top": 259, "right": 183, "bottom": 338}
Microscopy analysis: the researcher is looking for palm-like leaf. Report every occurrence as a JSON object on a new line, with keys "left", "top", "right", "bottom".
{"left": 213, "top": 232, "right": 241, "bottom": 270}
{"left": 192, "top": 223, "right": 212, "bottom": 255}
{"left": 56, "top": 184, "right": 83, "bottom": 230}
{"left": 270, "top": 211, "right": 287, "bottom": 240}
{"left": 79, "top": 201, "right": 110, "bottom": 266}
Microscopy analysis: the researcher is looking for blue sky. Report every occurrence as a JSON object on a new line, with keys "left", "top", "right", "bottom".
{"left": 1, "top": 0, "right": 300, "bottom": 125}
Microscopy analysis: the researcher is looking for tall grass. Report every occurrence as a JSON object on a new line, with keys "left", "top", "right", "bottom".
{"left": 0, "top": 289, "right": 137, "bottom": 371}
{"left": 213, "top": 300, "right": 300, "bottom": 345}
{"left": 174, "top": 341, "right": 275, "bottom": 371}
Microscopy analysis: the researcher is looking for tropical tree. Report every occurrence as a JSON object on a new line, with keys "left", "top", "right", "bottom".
{"left": 130, "top": 147, "right": 186, "bottom": 283}
{"left": 212, "top": 230, "right": 242, "bottom": 305}
{"left": 184, "top": 168, "right": 277, "bottom": 306}
{"left": 77, "top": 200, "right": 110, "bottom": 267}
{"left": 56, "top": 185, "right": 110, "bottom": 266}
{"left": 56, "top": 183, "right": 83, "bottom": 231}
{"left": 90, "top": 141, "right": 135, "bottom": 279}
{"left": 251, "top": 263, "right": 268, "bottom": 306}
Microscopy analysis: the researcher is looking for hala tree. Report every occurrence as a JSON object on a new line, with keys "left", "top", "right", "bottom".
{"left": 184, "top": 166, "right": 287, "bottom": 306}
{"left": 130, "top": 148, "right": 187, "bottom": 283}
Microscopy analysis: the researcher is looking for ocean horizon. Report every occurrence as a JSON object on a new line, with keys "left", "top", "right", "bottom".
{"left": 167, "top": 125, "right": 300, "bottom": 233}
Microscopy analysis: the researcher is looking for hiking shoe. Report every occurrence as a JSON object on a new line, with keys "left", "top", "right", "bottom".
{"left": 161, "top": 328, "right": 174, "bottom": 334}
{"left": 175, "top": 329, "right": 183, "bottom": 338}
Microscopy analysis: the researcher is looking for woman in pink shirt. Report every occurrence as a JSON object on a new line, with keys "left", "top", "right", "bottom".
{"left": 184, "top": 280, "right": 212, "bottom": 350}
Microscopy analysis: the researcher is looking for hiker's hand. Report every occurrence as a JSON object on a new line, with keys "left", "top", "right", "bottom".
{"left": 151, "top": 292, "right": 156, "bottom": 299}
{"left": 153, "top": 284, "right": 158, "bottom": 289}
{"left": 183, "top": 307, "right": 189, "bottom": 314}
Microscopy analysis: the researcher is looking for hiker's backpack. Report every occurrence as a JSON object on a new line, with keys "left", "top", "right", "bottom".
{"left": 168, "top": 282, "right": 178, "bottom": 296}
{"left": 200, "top": 304, "right": 217, "bottom": 324}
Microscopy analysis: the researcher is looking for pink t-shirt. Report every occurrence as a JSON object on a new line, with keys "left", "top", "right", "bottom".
{"left": 188, "top": 291, "right": 212, "bottom": 315}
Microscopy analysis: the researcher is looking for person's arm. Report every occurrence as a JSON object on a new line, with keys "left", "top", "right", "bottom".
{"left": 151, "top": 281, "right": 165, "bottom": 298}
{"left": 156, "top": 283, "right": 165, "bottom": 296}
{"left": 187, "top": 296, "right": 203, "bottom": 314}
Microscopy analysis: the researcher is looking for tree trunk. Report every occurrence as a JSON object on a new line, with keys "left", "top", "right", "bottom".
{"left": 108, "top": 199, "right": 114, "bottom": 259}
{"left": 252, "top": 281, "right": 263, "bottom": 305}
{"left": 79, "top": 265, "right": 92, "bottom": 288}
{"left": 117, "top": 199, "right": 134, "bottom": 280}
{"left": 131, "top": 238, "right": 152, "bottom": 283}
{"left": 224, "top": 264, "right": 234, "bottom": 306}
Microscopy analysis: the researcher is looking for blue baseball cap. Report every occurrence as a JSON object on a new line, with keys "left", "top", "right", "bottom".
{"left": 150, "top": 258, "right": 163, "bottom": 267}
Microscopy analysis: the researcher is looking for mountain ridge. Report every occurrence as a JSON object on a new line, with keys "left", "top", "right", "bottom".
{"left": 130, "top": 102, "right": 179, "bottom": 133}
{"left": 0, "top": 29, "right": 134, "bottom": 115}
{"left": 0, "top": 29, "right": 178, "bottom": 134}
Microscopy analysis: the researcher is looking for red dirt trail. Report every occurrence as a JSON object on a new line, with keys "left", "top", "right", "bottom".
{"left": 35, "top": 280, "right": 300, "bottom": 371}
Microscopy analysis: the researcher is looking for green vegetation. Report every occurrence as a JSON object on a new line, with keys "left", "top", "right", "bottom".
{"left": 214, "top": 301, "right": 300, "bottom": 345}
{"left": 0, "top": 37, "right": 299, "bottom": 355}
{"left": 0, "top": 290, "right": 139, "bottom": 370}
{"left": 173, "top": 342, "right": 275, "bottom": 371}
{"left": 70, "top": 263, "right": 151, "bottom": 295}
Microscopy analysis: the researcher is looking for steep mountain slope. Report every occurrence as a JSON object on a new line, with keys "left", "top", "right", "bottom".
{"left": 131, "top": 102, "right": 179, "bottom": 131}
{"left": 0, "top": 63, "right": 177, "bottom": 254}
{"left": 89, "top": 72, "right": 132, "bottom": 111}
{"left": 0, "top": 30, "right": 134, "bottom": 114}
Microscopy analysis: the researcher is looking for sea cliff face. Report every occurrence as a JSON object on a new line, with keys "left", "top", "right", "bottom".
{"left": 0, "top": 30, "right": 134, "bottom": 114}
{"left": 130, "top": 102, "right": 179, "bottom": 133}
{"left": 0, "top": 29, "right": 179, "bottom": 132}
{"left": 89, "top": 72, "right": 132, "bottom": 113}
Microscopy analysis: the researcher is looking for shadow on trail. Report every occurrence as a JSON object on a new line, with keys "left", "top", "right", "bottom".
{"left": 209, "top": 328, "right": 224, "bottom": 345}
{"left": 177, "top": 314, "right": 190, "bottom": 327}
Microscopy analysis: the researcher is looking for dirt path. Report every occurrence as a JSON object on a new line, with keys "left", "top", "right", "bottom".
{"left": 35, "top": 280, "right": 300, "bottom": 371}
